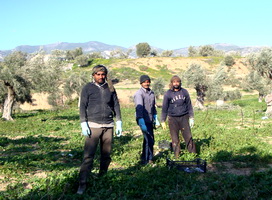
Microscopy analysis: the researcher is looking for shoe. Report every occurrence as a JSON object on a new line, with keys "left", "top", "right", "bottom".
{"left": 77, "top": 183, "right": 86, "bottom": 195}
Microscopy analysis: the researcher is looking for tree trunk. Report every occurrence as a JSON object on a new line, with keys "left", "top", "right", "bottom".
{"left": 195, "top": 97, "right": 205, "bottom": 109}
{"left": 265, "top": 93, "right": 272, "bottom": 117}
{"left": 258, "top": 93, "right": 264, "bottom": 102}
{"left": 194, "top": 84, "right": 208, "bottom": 110}
{"left": 2, "top": 85, "right": 15, "bottom": 121}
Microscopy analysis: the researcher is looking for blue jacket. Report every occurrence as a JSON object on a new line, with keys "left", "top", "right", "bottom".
{"left": 134, "top": 87, "right": 157, "bottom": 124}
{"left": 161, "top": 88, "right": 194, "bottom": 122}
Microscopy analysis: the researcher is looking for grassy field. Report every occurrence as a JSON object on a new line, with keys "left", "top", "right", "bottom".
{"left": 1, "top": 95, "right": 272, "bottom": 199}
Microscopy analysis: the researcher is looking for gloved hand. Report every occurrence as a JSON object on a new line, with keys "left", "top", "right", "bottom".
{"left": 115, "top": 120, "right": 122, "bottom": 137}
{"left": 138, "top": 118, "right": 147, "bottom": 132}
{"left": 189, "top": 118, "right": 194, "bottom": 128}
{"left": 81, "top": 122, "right": 91, "bottom": 137}
{"left": 161, "top": 122, "right": 167, "bottom": 130}
{"left": 153, "top": 115, "right": 160, "bottom": 126}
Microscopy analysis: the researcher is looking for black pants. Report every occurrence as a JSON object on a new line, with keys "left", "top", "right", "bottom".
{"left": 140, "top": 122, "right": 154, "bottom": 164}
{"left": 79, "top": 127, "right": 113, "bottom": 184}
{"left": 168, "top": 115, "right": 196, "bottom": 157}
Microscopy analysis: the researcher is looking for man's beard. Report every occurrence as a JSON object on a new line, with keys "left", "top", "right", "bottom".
{"left": 173, "top": 85, "right": 181, "bottom": 89}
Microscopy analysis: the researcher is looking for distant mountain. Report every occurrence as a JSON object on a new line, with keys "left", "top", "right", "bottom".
{"left": 173, "top": 43, "right": 268, "bottom": 57}
{"left": 0, "top": 41, "right": 270, "bottom": 61}
{"left": 12, "top": 41, "right": 126, "bottom": 54}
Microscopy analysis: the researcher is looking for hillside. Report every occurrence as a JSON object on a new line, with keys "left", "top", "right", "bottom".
{"left": 20, "top": 57, "right": 250, "bottom": 110}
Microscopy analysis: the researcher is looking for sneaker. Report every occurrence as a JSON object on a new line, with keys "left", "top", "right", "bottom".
{"left": 77, "top": 183, "right": 86, "bottom": 195}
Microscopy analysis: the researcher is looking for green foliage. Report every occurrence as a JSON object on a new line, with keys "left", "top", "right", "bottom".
{"left": 63, "top": 72, "right": 90, "bottom": 97}
{"left": 241, "top": 70, "right": 272, "bottom": 96}
{"left": 111, "top": 67, "right": 142, "bottom": 81}
{"left": 182, "top": 63, "right": 209, "bottom": 88}
{"left": 1, "top": 96, "right": 272, "bottom": 199}
{"left": 136, "top": 42, "right": 151, "bottom": 58}
{"left": 247, "top": 48, "right": 272, "bottom": 79}
{"left": 65, "top": 47, "right": 83, "bottom": 60}
{"left": 146, "top": 65, "right": 173, "bottom": 81}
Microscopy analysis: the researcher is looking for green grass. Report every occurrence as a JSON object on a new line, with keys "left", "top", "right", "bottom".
{"left": 1, "top": 95, "right": 272, "bottom": 199}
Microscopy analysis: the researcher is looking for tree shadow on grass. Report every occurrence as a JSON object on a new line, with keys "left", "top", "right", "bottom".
{"left": 2, "top": 139, "right": 272, "bottom": 199}
{"left": 0, "top": 135, "right": 83, "bottom": 171}
{"left": 6, "top": 158, "right": 272, "bottom": 200}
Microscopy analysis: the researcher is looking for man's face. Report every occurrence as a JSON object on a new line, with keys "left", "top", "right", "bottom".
{"left": 141, "top": 80, "right": 151, "bottom": 89}
{"left": 172, "top": 80, "right": 181, "bottom": 89}
{"left": 93, "top": 71, "right": 106, "bottom": 84}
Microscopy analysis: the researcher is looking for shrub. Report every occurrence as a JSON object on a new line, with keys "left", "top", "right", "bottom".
{"left": 224, "top": 55, "right": 236, "bottom": 67}
{"left": 224, "top": 89, "right": 242, "bottom": 101}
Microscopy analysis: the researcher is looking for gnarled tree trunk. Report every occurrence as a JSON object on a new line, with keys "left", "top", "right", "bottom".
{"left": 194, "top": 84, "right": 208, "bottom": 110}
{"left": 265, "top": 93, "right": 272, "bottom": 117}
{"left": 2, "top": 85, "right": 15, "bottom": 121}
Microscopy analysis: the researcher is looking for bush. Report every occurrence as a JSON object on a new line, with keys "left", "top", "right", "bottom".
{"left": 224, "top": 89, "right": 242, "bottom": 101}
{"left": 152, "top": 78, "right": 165, "bottom": 99}
{"left": 224, "top": 55, "right": 235, "bottom": 67}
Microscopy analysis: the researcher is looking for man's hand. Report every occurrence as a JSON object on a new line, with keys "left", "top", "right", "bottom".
{"left": 189, "top": 118, "right": 194, "bottom": 128}
{"left": 80, "top": 122, "right": 91, "bottom": 137}
{"left": 116, "top": 121, "right": 122, "bottom": 137}
{"left": 161, "top": 122, "right": 167, "bottom": 130}
{"left": 138, "top": 118, "right": 147, "bottom": 132}
{"left": 153, "top": 115, "right": 160, "bottom": 126}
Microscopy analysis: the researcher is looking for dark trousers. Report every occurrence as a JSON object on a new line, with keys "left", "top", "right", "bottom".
{"left": 168, "top": 115, "right": 196, "bottom": 158}
{"left": 140, "top": 122, "right": 154, "bottom": 164}
{"left": 79, "top": 127, "right": 113, "bottom": 184}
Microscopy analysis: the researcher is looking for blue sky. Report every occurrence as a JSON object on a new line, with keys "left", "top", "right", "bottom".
{"left": 1, "top": 0, "right": 272, "bottom": 50}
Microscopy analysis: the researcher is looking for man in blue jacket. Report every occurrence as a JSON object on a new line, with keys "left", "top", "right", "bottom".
{"left": 161, "top": 75, "right": 196, "bottom": 158}
{"left": 134, "top": 75, "right": 160, "bottom": 165}
{"left": 77, "top": 65, "right": 122, "bottom": 194}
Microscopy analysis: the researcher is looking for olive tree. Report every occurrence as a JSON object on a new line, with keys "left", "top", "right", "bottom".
{"left": 206, "top": 66, "right": 227, "bottom": 101}
{"left": 136, "top": 42, "right": 151, "bottom": 58}
{"left": 188, "top": 46, "right": 198, "bottom": 57}
{"left": 0, "top": 51, "right": 63, "bottom": 120}
{"left": 152, "top": 78, "right": 165, "bottom": 99}
{"left": 199, "top": 45, "right": 215, "bottom": 57}
{"left": 242, "top": 69, "right": 272, "bottom": 102}
{"left": 182, "top": 63, "right": 209, "bottom": 109}
{"left": 247, "top": 48, "right": 272, "bottom": 116}
{"left": 63, "top": 72, "right": 89, "bottom": 98}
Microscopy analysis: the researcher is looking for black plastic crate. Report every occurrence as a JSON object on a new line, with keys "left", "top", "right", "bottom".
{"left": 166, "top": 158, "right": 207, "bottom": 173}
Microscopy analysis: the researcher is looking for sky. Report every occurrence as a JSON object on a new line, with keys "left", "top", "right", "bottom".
{"left": 1, "top": 0, "right": 272, "bottom": 51}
